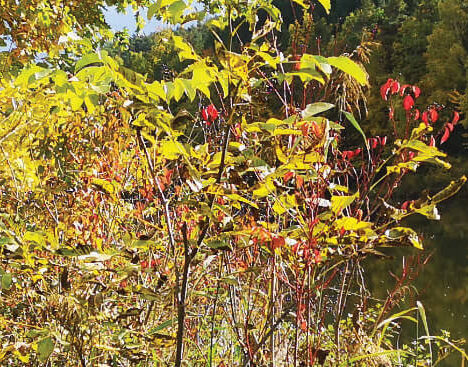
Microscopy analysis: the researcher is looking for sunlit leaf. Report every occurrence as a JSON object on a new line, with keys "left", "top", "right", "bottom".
{"left": 317, "top": 0, "right": 331, "bottom": 13}
{"left": 75, "top": 53, "right": 104, "bottom": 72}
{"left": 431, "top": 176, "right": 467, "bottom": 204}
{"left": 147, "top": 318, "right": 176, "bottom": 336}
{"left": 331, "top": 192, "right": 358, "bottom": 215}
{"left": 1, "top": 273, "right": 12, "bottom": 290}
{"left": 302, "top": 102, "right": 335, "bottom": 118}
{"left": 327, "top": 56, "right": 367, "bottom": 85}
{"left": 385, "top": 227, "right": 423, "bottom": 249}
{"left": 37, "top": 337, "right": 54, "bottom": 362}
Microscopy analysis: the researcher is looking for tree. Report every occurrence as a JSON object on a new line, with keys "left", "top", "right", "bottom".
{"left": 423, "top": 0, "right": 468, "bottom": 113}
{"left": 0, "top": 0, "right": 148, "bottom": 71}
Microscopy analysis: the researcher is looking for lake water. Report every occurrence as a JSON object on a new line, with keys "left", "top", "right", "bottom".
{"left": 365, "top": 152, "right": 468, "bottom": 366}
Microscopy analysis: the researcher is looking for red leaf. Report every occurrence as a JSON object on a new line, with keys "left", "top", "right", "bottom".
{"left": 429, "top": 135, "right": 435, "bottom": 147}
{"left": 429, "top": 108, "right": 438, "bottom": 123}
{"left": 413, "top": 86, "right": 421, "bottom": 98}
{"left": 380, "top": 78, "right": 393, "bottom": 100}
{"left": 296, "top": 175, "right": 304, "bottom": 189}
{"left": 201, "top": 104, "right": 218, "bottom": 125}
{"left": 413, "top": 109, "right": 420, "bottom": 120}
{"left": 354, "top": 148, "right": 362, "bottom": 156}
{"left": 390, "top": 80, "right": 400, "bottom": 94}
{"left": 447, "top": 122, "right": 454, "bottom": 132}
{"left": 314, "top": 249, "right": 322, "bottom": 263}
{"left": 399, "top": 84, "right": 411, "bottom": 96}
{"left": 310, "top": 121, "right": 322, "bottom": 137}
{"left": 368, "top": 138, "right": 378, "bottom": 149}
{"left": 403, "top": 95, "right": 414, "bottom": 111}
{"left": 207, "top": 104, "right": 219, "bottom": 121}
{"left": 373, "top": 138, "right": 378, "bottom": 149}
{"left": 284, "top": 171, "right": 294, "bottom": 182}
{"left": 380, "top": 136, "right": 387, "bottom": 146}
{"left": 452, "top": 111, "right": 460, "bottom": 125}
{"left": 422, "top": 111, "right": 429, "bottom": 126}
{"left": 342, "top": 151, "right": 353, "bottom": 159}
{"left": 201, "top": 108, "right": 209, "bottom": 122}
{"left": 441, "top": 127, "right": 450, "bottom": 144}
{"left": 272, "top": 236, "right": 285, "bottom": 250}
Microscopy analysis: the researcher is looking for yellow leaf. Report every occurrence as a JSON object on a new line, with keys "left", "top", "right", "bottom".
{"left": 160, "top": 140, "right": 187, "bottom": 160}
{"left": 317, "top": 0, "right": 331, "bottom": 13}
{"left": 327, "top": 56, "right": 367, "bottom": 86}
{"left": 331, "top": 193, "right": 358, "bottom": 215}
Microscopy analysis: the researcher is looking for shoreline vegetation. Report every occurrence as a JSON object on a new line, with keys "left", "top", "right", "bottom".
{"left": 0, "top": 0, "right": 467, "bottom": 365}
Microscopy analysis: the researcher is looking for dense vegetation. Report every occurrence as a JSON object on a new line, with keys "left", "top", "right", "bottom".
{"left": 0, "top": 0, "right": 467, "bottom": 366}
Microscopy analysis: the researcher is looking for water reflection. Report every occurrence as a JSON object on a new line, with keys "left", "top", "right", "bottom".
{"left": 364, "top": 155, "right": 468, "bottom": 366}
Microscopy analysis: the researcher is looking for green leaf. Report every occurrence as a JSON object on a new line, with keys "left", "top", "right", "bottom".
{"left": 172, "top": 35, "right": 197, "bottom": 61}
{"left": 147, "top": 318, "right": 176, "bottom": 335}
{"left": 343, "top": 111, "right": 368, "bottom": 150}
{"left": 413, "top": 203, "right": 440, "bottom": 220}
{"left": 167, "top": 0, "right": 187, "bottom": 23}
{"left": 1, "top": 273, "right": 12, "bottom": 290}
{"left": 431, "top": 176, "right": 466, "bottom": 204}
{"left": 385, "top": 227, "right": 423, "bottom": 250}
{"left": 181, "top": 78, "right": 196, "bottom": 101}
{"left": 326, "top": 56, "right": 367, "bottom": 85}
{"left": 417, "top": 301, "right": 431, "bottom": 340}
{"left": 75, "top": 53, "right": 104, "bottom": 73}
{"left": 147, "top": 80, "right": 166, "bottom": 100}
{"left": 302, "top": 102, "right": 335, "bottom": 118}
{"left": 173, "top": 78, "right": 185, "bottom": 102}
{"left": 148, "top": 0, "right": 163, "bottom": 19}
{"left": 206, "top": 239, "right": 232, "bottom": 251}
{"left": 37, "top": 337, "right": 54, "bottom": 362}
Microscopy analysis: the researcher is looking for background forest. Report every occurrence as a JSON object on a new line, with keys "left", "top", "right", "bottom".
{"left": 1, "top": 0, "right": 468, "bottom": 366}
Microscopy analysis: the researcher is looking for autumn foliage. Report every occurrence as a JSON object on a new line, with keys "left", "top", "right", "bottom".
{"left": 0, "top": 1, "right": 466, "bottom": 366}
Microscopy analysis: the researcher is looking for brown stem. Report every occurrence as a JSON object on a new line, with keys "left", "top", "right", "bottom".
{"left": 242, "top": 303, "right": 294, "bottom": 367}
{"left": 175, "top": 223, "right": 192, "bottom": 367}
{"left": 175, "top": 121, "right": 232, "bottom": 366}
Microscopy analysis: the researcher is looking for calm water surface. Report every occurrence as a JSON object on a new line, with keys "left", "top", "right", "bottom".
{"left": 364, "top": 153, "right": 468, "bottom": 366}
